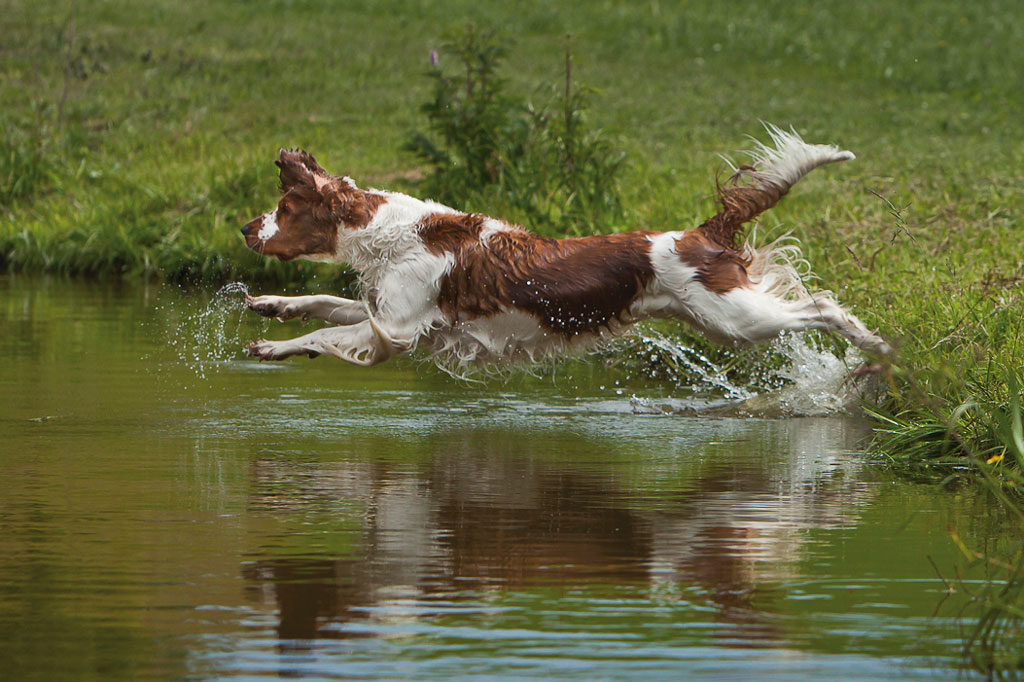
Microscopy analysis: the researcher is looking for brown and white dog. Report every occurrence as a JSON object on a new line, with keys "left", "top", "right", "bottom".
{"left": 240, "top": 125, "right": 889, "bottom": 370}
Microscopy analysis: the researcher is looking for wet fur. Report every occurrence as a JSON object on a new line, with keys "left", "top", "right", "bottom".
{"left": 240, "top": 126, "right": 889, "bottom": 371}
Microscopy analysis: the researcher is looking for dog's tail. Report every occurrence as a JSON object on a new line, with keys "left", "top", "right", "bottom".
{"left": 698, "top": 124, "right": 854, "bottom": 249}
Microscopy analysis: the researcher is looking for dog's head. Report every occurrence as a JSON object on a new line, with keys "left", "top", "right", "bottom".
{"left": 241, "top": 149, "right": 382, "bottom": 262}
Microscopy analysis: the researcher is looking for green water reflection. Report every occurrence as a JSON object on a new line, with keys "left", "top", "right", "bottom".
{"left": 0, "top": 276, "right": 1000, "bottom": 679}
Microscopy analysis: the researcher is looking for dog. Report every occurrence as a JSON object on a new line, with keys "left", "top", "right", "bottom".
{"left": 240, "top": 125, "right": 889, "bottom": 371}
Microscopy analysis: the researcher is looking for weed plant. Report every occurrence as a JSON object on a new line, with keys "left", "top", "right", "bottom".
{"left": 405, "top": 25, "right": 625, "bottom": 236}
{"left": 2, "top": 111, "right": 60, "bottom": 206}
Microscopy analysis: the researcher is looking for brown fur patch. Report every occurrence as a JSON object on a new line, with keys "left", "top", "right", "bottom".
{"left": 699, "top": 179, "right": 787, "bottom": 250}
{"left": 277, "top": 149, "right": 330, "bottom": 192}
{"left": 436, "top": 229, "right": 655, "bottom": 335}
{"left": 674, "top": 229, "right": 752, "bottom": 295}
{"left": 418, "top": 213, "right": 488, "bottom": 255}
{"left": 325, "top": 182, "right": 387, "bottom": 230}
{"left": 249, "top": 186, "right": 339, "bottom": 261}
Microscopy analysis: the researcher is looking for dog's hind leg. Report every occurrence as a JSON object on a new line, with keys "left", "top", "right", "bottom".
{"left": 786, "top": 295, "right": 892, "bottom": 355}
{"left": 247, "top": 316, "right": 413, "bottom": 366}
{"left": 246, "top": 294, "right": 369, "bottom": 325}
{"left": 682, "top": 286, "right": 891, "bottom": 355}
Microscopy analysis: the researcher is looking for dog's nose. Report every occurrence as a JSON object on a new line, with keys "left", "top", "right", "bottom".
{"left": 241, "top": 224, "right": 252, "bottom": 237}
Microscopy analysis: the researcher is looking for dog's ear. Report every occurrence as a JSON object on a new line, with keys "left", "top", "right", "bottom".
{"left": 319, "top": 177, "right": 356, "bottom": 213}
{"left": 275, "top": 149, "right": 331, "bottom": 193}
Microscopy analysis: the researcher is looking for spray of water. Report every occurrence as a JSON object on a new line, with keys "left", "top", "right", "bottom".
{"left": 625, "top": 328, "right": 872, "bottom": 418}
{"left": 160, "top": 284, "right": 870, "bottom": 415}
{"left": 766, "top": 332, "right": 867, "bottom": 416}
{"left": 167, "top": 282, "right": 260, "bottom": 379}
{"left": 631, "top": 329, "right": 754, "bottom": 400}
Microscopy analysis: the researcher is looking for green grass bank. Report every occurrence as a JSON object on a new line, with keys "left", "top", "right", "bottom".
{"left": 3, "top": 0, "right": 1023, "bottom": 481}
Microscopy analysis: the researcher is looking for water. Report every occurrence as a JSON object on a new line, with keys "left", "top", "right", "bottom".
{"left": 0, "top": 275, "right": 1007, "bottom": 680}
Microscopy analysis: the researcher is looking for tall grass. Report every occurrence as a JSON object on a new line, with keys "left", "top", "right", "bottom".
{"left": 1, "top": 112, "right": 61, "bottom": 206}
{"left": 865, "top": 192, "right": 1024, "bottom": 485}
{"left": 932, "top": 396, "right": 1024, "bottom": 678}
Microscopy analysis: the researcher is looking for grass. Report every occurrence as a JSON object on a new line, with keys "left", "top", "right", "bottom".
{"left": 2, "top": 1, "right": 1024, "bottom": 469}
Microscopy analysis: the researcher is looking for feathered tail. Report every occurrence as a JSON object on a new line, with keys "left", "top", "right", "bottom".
{"left": 699, "top": 124, "right": 854, "bottom": 249}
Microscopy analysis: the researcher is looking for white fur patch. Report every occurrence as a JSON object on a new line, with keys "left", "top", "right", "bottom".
{"left": 337, "top": 191, "right": 458, "bottom": 274}
{"left": 479, "top": 217, "right": 517, "bottom": 245}
{"left": 728, "top": 123, "right": 855, "bottom": 193}
{"left": 642, "top": 232, "right": 699, "bottom": 307}
{"left": 258, "top": 211, "right": 279, "bottom": 241}
{"left": 365, "top": 191, "right": 457, "bottom": 233}
{"left": 431, "top": 309, "right": 576, "bottom": 370}
{"left": 374, "top": 250, "right": 454, "bottom": 339}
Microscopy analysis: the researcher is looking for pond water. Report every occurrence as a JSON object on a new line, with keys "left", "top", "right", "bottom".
{"left": 0, "top": 275, "right": 1003, "bottom": 679}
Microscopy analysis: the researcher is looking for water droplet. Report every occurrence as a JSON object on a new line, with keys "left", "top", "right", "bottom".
{"left": 168, "top": 282, "right": 261, "bottom": 378}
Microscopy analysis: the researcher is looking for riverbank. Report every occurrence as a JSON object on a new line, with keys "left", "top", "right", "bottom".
{"left": 3, "top": 0, "right": 1022, "bottom": 482}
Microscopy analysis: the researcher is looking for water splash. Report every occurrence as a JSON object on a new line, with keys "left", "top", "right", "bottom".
{"left": 628, "top": 329, "right": 754, "bottom": 400}
{"left": 626, "top": 329, "right": 873, "bottom": 418}
{"left": 168, "top": 282, "right": 258, "bottom": 378}
{"left": 765, "top": 332, "right": 866, "bottom": 416}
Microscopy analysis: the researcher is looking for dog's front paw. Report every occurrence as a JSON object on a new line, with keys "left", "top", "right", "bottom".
{"left": 246, "top": 295, "right": 299, "bottom": 321}
{"left": 849, "top": 362, "right": 890, "bottom": 379}
{"left": 247, "top": 339, "right": 318, "bottom": 360}
{"left": 248, "top": 339, "right": 286, "bottom": 360}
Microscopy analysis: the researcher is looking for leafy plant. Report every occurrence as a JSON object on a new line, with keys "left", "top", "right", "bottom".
{"left": 405, "top": 26, "right": 626, "bottom": 235}
{"left": 877, "top": 376, "right": 1024, "bottom": 678}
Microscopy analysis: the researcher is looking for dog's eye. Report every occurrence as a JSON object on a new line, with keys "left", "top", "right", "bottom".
{"left": 279, "top": 205, "right": 290, "bottom": 216}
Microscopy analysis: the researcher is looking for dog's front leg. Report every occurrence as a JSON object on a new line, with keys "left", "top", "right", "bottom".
{"left": 246, "top": 294, "right": 369, "bottom": 325}
{"left": 247, "top": 317, "right": 413, "bottom": 366}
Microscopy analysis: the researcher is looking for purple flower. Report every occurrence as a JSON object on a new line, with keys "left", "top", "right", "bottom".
{"left": 429, "top": 49, "right": 439, "bottom": 66}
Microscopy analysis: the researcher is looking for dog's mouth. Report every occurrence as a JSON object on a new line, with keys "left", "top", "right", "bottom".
{"left": 241, "top": 231, "right": 298, "bottom": 262}
{"left": 242, "top": 233, "right": 263, "bottom": 251}
{"left": 241, "top": 219, "right": 271, "bottom": 255}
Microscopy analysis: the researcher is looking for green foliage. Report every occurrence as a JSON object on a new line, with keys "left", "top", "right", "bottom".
{"left": 948, "top": 395, "right": 1024, "bottom": 678}
{"left": 1, "top": 110, "right": 62, "bottom": 207}
{"left": 405, "top": 27, "right": 514, "bottom": 193}
{"left": 871, "top": 322, "right": 1024, "bottom": 483}
{"left": 405, "top": 26, "right": 625, "bottom": 235}
{"left": 960, "top": 564, "right": 1024, "bottom": 680}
